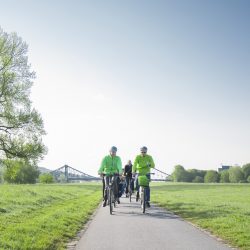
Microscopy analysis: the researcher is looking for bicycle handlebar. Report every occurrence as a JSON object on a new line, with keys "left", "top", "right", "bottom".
{"left": 133, "top": 173, "right": 155, "bottom": 175}
{"left": 101, "top": 173, "right": 120, "bottom": 177}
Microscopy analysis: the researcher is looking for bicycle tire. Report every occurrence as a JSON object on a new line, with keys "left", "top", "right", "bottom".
{"left": 109, "top": 188, "right": 112, "bottom": 215}
{"left": 142, "top": 187, "right": 146, "bottom": 213}
{"left": 113, "top": 194, "right": 116, "bottom": 208}
{"left": 140, "top": 187, "right": 142, "bottom": 206}
{"left": 112, "top": 180, "right": 116, "bottom": 208}
{"left": 129, "top": 179, "right": 132, "bottom": 202}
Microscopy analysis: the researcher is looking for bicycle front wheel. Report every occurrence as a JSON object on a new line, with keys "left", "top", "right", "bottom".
{"left": 109, "top": 188, "right": 113, "bottom": 215}
{"left": 142, "top": 187, "right": 146, "bottom": 213}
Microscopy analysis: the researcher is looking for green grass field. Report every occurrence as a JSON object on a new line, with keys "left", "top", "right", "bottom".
{"left": 0, "top": 183, "right": 102, "bottom": 250}
{"left": 1, "top": 183, "right": 249, "bottom": 250}
{"left": 151, "top": 183, "right": 250, "bottom": 250}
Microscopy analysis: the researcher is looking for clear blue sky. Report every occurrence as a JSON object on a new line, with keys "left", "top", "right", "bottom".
{"left": 1, "top": 0, "right": 250, "bottom": 176}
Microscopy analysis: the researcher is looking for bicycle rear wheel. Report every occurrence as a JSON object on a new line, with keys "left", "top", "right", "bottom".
{"left": 129, "top": 179, "right": 132, "bottom": 202}
{"left": 112, "top": 181, "right": 116, "bottom": 208}
{"left": 113, "top": 193, "right": 116, "bottom": 208}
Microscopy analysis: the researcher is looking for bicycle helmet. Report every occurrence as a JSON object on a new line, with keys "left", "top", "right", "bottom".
{"left": 140, "top": 146, "right": 147, "bottom": 153}
{"left": 110, "top": 146, "right": 117, "bottom": 153}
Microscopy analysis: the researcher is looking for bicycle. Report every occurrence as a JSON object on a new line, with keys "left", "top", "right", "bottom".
{"left": 137, "top": 173, "right": 154, "bottom": 213}
{"left": 105, "top": 174, "right": 117, "bottom": 215}
{"left": 127, "top": 176, "right": 133, "bottom": 202}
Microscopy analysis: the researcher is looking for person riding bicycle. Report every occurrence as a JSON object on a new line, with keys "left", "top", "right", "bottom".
{"left": 132, "top": 146, "right": 155, "bottom": 207}
{"left": 124, "top": 160, "right": 134, "bottom": 197}
{"left": 98, "top": 146, "right": 122, "bottom": 207}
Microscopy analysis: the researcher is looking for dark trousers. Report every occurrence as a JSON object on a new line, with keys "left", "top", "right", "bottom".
{"left": 103, "top": 175, "right": 118, "bottom": 201}
{"left": 125, "top": 176, "right": 134, "bottom": 194}
{"left": 102, "top": 177, "right": 105, "bottom": 199}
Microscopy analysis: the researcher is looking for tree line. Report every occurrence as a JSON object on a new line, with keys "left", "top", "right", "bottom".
{"left": 171, "top": 164, "right": 250, "bottom": 183}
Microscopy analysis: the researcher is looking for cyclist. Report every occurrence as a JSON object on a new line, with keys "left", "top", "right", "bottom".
{"left": 124, "top": 160, "right": 133, "bottom": 197}
{"left": 98, "top": 146, "right": 122, "bottom": 207}
{"left": 132, "top": 146, "right": 155, "bottom": 207}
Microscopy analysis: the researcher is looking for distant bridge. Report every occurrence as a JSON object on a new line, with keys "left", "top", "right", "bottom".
{"left": 50, "top": 165, "right": 171, "bottom": 182}
{"left": 151, "top": 168, "right": 172, "bottom": 181}
{"left": 50, "top": 165, "right": 100, "bottom": 182}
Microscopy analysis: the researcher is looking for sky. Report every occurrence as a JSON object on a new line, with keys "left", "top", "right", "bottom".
{"left": 0, "top": 0, "right": 250, "bottom": 176}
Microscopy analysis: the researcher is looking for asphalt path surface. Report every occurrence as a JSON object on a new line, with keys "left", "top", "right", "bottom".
{"left": 75, "top": 195, "right": 233, "bottom": 250}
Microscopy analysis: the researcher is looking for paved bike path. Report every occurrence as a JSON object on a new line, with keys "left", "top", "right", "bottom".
{"left": 75, "top": 196, "right": 233, "bottom": 250}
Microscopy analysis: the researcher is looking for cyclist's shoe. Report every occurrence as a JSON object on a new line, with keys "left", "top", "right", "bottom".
{"left": 146, "top": 202, "right": 151, "bottom": 207}
{"left": 117, "top": 198, "right": 120, "bottom": 204}
{"left": 102, "top": 200, "right": 107, "bottom": 207}
{"left": 136, "top": 191, "right": 139, "bottom": 202}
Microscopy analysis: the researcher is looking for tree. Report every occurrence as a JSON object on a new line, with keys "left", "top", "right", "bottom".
{"left": 192, "top": 176, "right": 204, "bottom": 183}
{"left": 247, "top": 176, "right": 250, "bottom": 183}
{"left": 242, "top": 163, "right": 250, "bottom": 180}
{"left": 228, "top": 167, "right": 244, "bottom": 183}
{"left": 188, "top": 169, "right": 206, "bottom": 182}
{"left": 204, "top": 170, "right": 219, "bottom": 183}
{"left": 0, "top": 27, "right": 46, "bottom": 163}
{"left": 3, "top": 159, "right": 39, "bottom": 183}
{"left": 219, "top": 170, "right": 230, "bottom": 183}
{"left": 172, "top": 165, "right": 191, "bottom": 182}
{"left": 0, "top": 165, "right": 3, "bottom": 183}
{"left": 187, "top": 169, "right": 198, "bottom": 182}
{"left": 39, "top": 173, "right": 54, "bottom": 184}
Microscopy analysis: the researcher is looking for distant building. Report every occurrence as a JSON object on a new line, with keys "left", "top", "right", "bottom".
{"left": 218, "top": 165, "right": 231, "bottom": 172}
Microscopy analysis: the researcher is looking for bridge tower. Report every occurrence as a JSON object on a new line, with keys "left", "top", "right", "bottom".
{"left": 64, "top": 165, "right": 69, "bottom": 182}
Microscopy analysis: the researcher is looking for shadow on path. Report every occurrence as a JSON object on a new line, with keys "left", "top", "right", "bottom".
{"left": 113, "top": 202, "right": 180, "bottom": 220}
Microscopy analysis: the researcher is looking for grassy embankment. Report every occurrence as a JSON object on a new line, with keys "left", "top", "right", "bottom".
{"left": 0, "top": 183, "right": 102, "bottom": 250}
{"left": 151, "top": 183, "right": 250, "bottom": 250}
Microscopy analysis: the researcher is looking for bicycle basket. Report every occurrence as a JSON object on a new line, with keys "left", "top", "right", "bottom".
{"left": 138, "top": 175, "right": 149, "bottom": 186}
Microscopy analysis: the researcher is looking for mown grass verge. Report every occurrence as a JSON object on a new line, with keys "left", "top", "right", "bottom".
{"left": 151, "top": 183, "right": 250, "bottom": 250}
{"left": 0, "top": 183, "right": 102, "bottom": 250}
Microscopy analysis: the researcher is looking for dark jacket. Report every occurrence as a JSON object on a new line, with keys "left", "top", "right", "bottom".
{"left": 124, "top": 164, "right": 132, "bottom": 178}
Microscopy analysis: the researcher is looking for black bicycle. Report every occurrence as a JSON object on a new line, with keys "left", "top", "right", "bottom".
{"left": 106, "top": 174, "right": 117, "bottom": 215}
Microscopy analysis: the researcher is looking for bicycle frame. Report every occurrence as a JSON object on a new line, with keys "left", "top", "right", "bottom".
{"left": 105, "top": 175, "right": 116, "bottom": 215}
